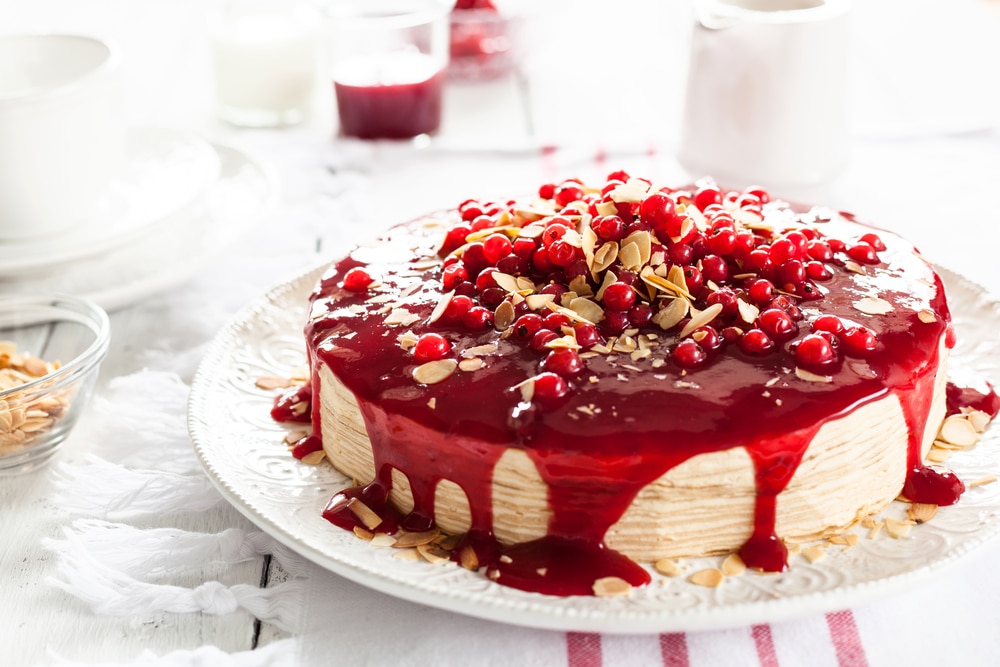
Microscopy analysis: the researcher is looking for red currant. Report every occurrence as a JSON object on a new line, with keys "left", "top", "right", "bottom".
{"left": 541, "top": 349, "right": 584, "bottom": 377}
{"left": 531, "top": 372, "right": 569, "bottom": 400}
{"left": 602, "top": 282, "right": 636, "bottom": 311}
{"left": 342, "top": 267, "right": 373, "bottom": 292}
{"left": 413, "top": 333, "right": 451, "bottom": 362}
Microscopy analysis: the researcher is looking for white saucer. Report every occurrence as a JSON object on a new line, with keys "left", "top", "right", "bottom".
{"left": 0, "top": 126, "right": 221, "bottom": 276}
{"left": 0, "top": 141, "right": 279, "bottom": 311}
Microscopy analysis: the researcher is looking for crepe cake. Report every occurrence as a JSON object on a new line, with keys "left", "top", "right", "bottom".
{"left": 272, "top": 173, "right": 998, "bottom": 596}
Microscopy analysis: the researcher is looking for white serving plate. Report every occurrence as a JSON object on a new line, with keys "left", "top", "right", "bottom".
{"left": 189, "top": 265, "right": 1000, "bottom": 633}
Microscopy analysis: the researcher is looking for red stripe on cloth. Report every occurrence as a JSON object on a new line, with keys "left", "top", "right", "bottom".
{"left": 826, "top": 610, "right": 869, "bottom": 667}
{"left": 566, "top": 632, "right": 602, "bottom": 667}
{"left": 659, "top": 632, "right": 689, "bottom": 667}
{"left": 751, "top": 624, "right": 780, "bottom": 667}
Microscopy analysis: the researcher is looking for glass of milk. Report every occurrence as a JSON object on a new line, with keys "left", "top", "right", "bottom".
{"left": 212, "top": 0, "right": 321, "bottom": 127}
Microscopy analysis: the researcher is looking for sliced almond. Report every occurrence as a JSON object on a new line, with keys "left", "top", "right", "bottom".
{"left": 412, "top": 359, "right": 458, "bottom": 385}
{"left": 853, "top": 296, "right": 893, "bottom": 316}
{"left": 347, "top": 498, "right": 382, "bottom": 530}
{"left": 568, "top": 297, "right": 604, "bottom": 324}
{"left": 653, "top": 558, "right": 682, "bottom": 577}
{"left": 458, "top": 545, "right": 480, "bottom": 571}
{"left": 300, "top": 450, "right": 326, "bottom": 466}
{"left": 969, "top": 474, "right": 998, "bottom": 488}
{"left": 688, "top": 568, "right": 724, "bottom": 588}
{"left": 392, "top": 529, "right": 441, "bottom": 548}
{"left": 255, "top": 376, "right": 292, "bottom": 390}
{"left": 592, "top": 576, "right": 632, "bottom": 597}
{"left": 917, "top": 309, "right": 936, "bottom": 324}
{"left": 494, "top": 300, "right": 517, "bottom": 331}
{"left": 939, "top": 415, "right": 979, "bottom": 447}
{"left": 884, "top": 516, "right": 914, "bottom": 539}
{"left": 721, "top": 553, "right": 746, "bottom": 576}
{"left": 416, "top": 542, "right": 451, "bottom": 564}
{"left": 458, "top": 358, "right": 485, "bottom": 372}
{"left": 802, "top": 546, "right": 826, "bottom": 563}
{"left": 907, "top": 503, "right": 938, "bottom": 523}
{"left": 679, "top": 303, "right": 723, "bottom": 338}
{"left": 795, "top": 367, "right": 833, "bottom": 383}
{"left": 427, "top": 290, "right": 455, "bottom": 325}
{"left": 651, "top": 298, "right": 689, "bottom": 331}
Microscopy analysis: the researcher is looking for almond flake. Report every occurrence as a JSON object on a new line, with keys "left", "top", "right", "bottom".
{"left": 651, "top": 298, "right": 689, "bottom": 331}
{"left": 679, "top": 303, "right": 723, "bottom": 338}
{"left": 737, "top": 298, "right": 759, "bottom": 325}
{"left": 568, "top": 297, "right": 604, "bottom": 324}
{"left": 802, "top": 546, "right": 826, "bottom": 563}
{"left": 884, "top": 516, "right": 914, "bottom": 539}
{"left": 392, "top": 529, "right": 441, "bottom": 548}
{"left": 926, "top": 447, "right": 952, "bottom": 463}
{"left": 492, "top": 272, "right": 521, "bottom": 294}
{"left": 462, "top": 343, "right": 498, "bottom": 358}
{"left": 618, "top": 242, "right": 642, "bottom": 271}
{"left": 917, "top": 309, "right": 936, "bottom": 324}
{"left": 458, "top": 545, "right": 480, "bottom": 571}
{"left": 969, "top": 474, "right": 998, "bottom": 488}
{"left": 592, "top": 576, "right": 632, "bottom": 597}
{"left": 688, "top": 568, "right": 724, "bottom": 588}
{"left": 385, "top": 308, "right": 421, "bottom": 327}
{"left": 370, "top": 533, "right": 396, "bottom": 547}
{"left": 525, "top": 294, "right": 555, "bottom": 311}
{"left": 595, "top": 199, "right": 619, "bottom": 216}
{"left": 347, "top": 498, "right": 382, "bottom": 530}
{"left": 417, "top": 543, "right": 451, "bottom": 564}
{"left": 393, "top": 548, "right": 420, "bottom": 561}
{"left": 795, "top": 367, "right": 833, "bottom": 383}
{"left": 721, "top": 554, "right": 746, "bottom": 576}
{"left": 412, "top": 359, "right": 458, "bottom": 385}
{"left": 255, "top": 376, "right": 292, "bottom": 390}
{"left": 352, "top": 526, "right": 374, "bottom": 541}
{"left": 494, "top": 300, "right": 516, "bottom": 330}
{"left": 853, "top": 296, "right": 893, "bottom": 315}
{"left": 592, "top": 242, "right": 620, "bottom": 273}
{"left": 939, "top": 415, "right": 978, "bottom": 447}
{"left": 907, "top": 503, "right": 938, "bottom": 523}
{"left": 966, "top": 409, "right": 991, "bottom": 433}
{"left": 459, "top": 358, "right": 485, "bottom": 372}
{"left": 653, "top": 558, "right": 682, "bottom": 577}
{"left": 398, "top": 330, "right": 420, "bottom": 350}
{"left": 845, "top": 260, "right": 867, "bottom": 275}
{"left": 427, "top": 290, "right": 455, "bottom": 324}
{"left": 301, "top": 450, "right": 326, "bottom": 466}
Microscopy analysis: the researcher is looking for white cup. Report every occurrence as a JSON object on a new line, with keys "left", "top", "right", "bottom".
{"left": 678, "top": 0, "right": 851, "bottom": 189}
{"left": 0, "top": 34, "right": 124, "bottom": 241}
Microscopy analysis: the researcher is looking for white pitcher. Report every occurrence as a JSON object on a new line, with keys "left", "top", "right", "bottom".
{"left": 678, "top": 0, "right": 852, "bottom": 189}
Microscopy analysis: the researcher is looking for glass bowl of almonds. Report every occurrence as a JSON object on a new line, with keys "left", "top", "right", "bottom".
{"left": 0, "top": 293, "right": 110, "bottom": 474}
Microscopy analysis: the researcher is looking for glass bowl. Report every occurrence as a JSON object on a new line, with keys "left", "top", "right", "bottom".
{"left": 0, "top": 293, "right": 110, "bottom": 474}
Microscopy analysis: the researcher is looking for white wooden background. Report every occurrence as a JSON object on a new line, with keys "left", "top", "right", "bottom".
{"left": 2, "top": 0, "right": 1000, "bottom": 664}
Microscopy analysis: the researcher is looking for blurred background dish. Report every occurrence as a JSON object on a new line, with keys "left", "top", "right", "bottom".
{"left": 0, "top": 141, "right": 278, "bottom": 312}
{"left": 0, "top": 126, "right": 221, "bottom": 276}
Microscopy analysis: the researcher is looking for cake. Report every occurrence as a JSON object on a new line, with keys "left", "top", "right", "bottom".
{"left": 272, "top": 173, "right": 997, "bottom": 596}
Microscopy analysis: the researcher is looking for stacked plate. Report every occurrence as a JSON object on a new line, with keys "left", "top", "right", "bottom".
{"left": 0, "top": 126, "right": 279, "bottom": 311}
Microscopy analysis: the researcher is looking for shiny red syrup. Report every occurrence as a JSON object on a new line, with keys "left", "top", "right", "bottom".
{"left": 274, "top": 175, "right": 994, "bottom": 596}
{"left": 334, "top": 68, "right": 443, "bottom": 140}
